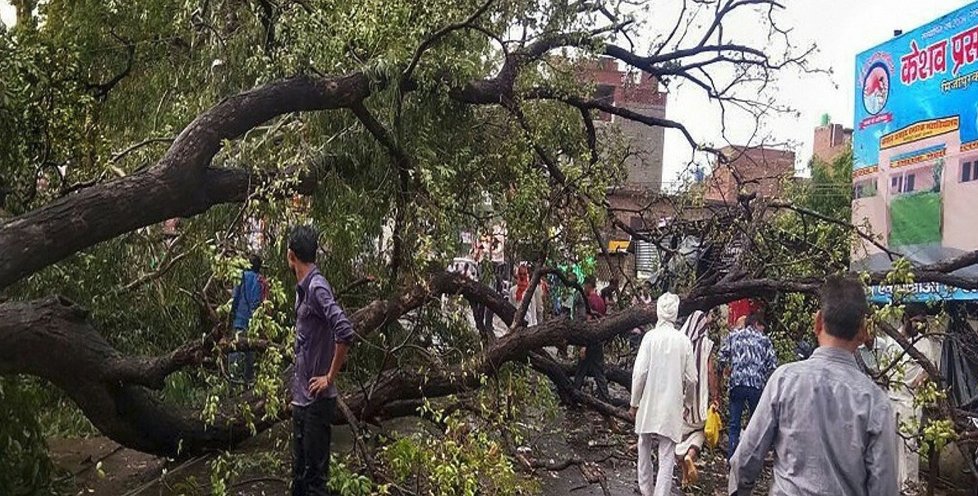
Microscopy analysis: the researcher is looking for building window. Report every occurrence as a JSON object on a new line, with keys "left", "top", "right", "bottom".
{"left": 635, "top": 239, "right": 659, "bottom": 279}
{"left": 961, "top": 161, "right": 978, "bottom": 183}
{"left": 594, "top": 84, "right": 615, "bottom": 103}
{"left": 891, "top": 173, "right": 916, "bottom": 194}
{"left": 594, "top": 84, "right": 615, "bottom": 121}
{"left": 853, "top": 179, "right": 877, "bottom": 199}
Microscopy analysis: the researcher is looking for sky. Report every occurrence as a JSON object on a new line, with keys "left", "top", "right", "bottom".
{"left": 1, "top": 0, "right": 974, "bottom": 188}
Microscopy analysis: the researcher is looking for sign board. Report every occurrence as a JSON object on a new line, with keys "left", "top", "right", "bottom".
{"left": 608, "top": 240, "right": 630, "bottom": 253}
{"left": 853, "top": 2, "right": 978, "bottom": 300}
{"left": 870, "top": 282, "right": 978, "bottom": 303}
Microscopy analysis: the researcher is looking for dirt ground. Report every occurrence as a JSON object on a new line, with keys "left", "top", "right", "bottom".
{"left": 50, "top": 408, "right": 749, "bottom": 496}
{"left": 50, "top": 406, "right": 971, "bottom": 495}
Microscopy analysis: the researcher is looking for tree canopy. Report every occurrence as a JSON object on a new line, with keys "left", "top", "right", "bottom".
{"left": 1, "top": 1, "right": 976, "bottom": 494}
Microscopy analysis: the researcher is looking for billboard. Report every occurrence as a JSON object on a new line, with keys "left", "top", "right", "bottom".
{"left": 853, "top": 2, "right": 978, "bottom": 301}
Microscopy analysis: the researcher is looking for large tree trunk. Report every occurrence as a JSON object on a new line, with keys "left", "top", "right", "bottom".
{"left": 0, "top": 270, "right": 662, "bottom": 456}
{"left": 0, "top": 271, "right": 515, "bottom": 457}
{"left": 2, "top": 263, "right": 972, "bottom": 458}
{"left": 0, "top": 297, "right": 273, "bottom": 456}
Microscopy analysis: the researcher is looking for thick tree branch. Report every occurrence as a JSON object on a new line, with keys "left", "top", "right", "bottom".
{"left": 0, "top": 73, "right": 371, "bottom": 290}
{"left": 0, "top": 296, "right": 277, "bottom": 456}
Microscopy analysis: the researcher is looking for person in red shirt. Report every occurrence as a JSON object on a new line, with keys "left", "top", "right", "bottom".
{"left": 727, "top": 299, "right": 760, "bottom": 328}
{"left": 573, "top": 276, "right": 610, "bottom": 401}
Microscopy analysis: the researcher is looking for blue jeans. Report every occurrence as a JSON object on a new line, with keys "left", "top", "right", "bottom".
{"left": 229, "top": 328, "right": 255, "bottom": 386}
{"left": 728, "top": 385, "right": 763, "bottom": 458}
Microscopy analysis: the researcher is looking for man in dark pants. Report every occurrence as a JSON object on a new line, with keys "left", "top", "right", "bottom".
{"left": 287, "top": 226, "right": 355, "bottom": 496}
{"left": 573, "top": 276, "right": 611, "bottom": 401}
{"left": 718, "top": 312, "right": 777, "bottom": 459}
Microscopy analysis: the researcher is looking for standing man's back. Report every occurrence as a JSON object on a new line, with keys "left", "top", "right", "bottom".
{"left": 631, "top": 292, "right": 696, "bottom": 496}
{"left": 728, "top": 276, "right": 897, "bottom": 495}
{"left": 719, "top": 313, "right": 777, "bottom": 457}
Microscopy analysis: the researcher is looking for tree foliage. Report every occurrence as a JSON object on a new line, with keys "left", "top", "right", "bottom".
{"left": 0, "top": 0, "right": 975, "bottom": 493}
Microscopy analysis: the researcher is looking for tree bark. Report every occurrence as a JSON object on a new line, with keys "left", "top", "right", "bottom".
{"left": 0, "top": 74, "right": 370, "bottom": 290}
{"left": 2, "top": 263, "right": 975, "bottom": 458}
{"left": 0, "top": 270, "right": 658, "bottom": 455}
{"left": 0, "top": 297, "right": 277, "bottom": 457}
{"left": 0, "top": 271, "right": 512, "bottom": 457}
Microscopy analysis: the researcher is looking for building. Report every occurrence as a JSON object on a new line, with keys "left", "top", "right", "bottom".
{"left": 702, "top": 146, "right": 796, "bottom": 204}
{"left": 853, "top": 116, "right": 978, "bottom": 267}
{"left": 579, "top": 58, "right": 670, "bottom": 280}
{"left": 813, "top": 117, "right": 853, "bottom": 165}
{"left": 582, "top": 57, "right": 668, "bottom": 191}
{"left": 578, "top": 61, "right": 800, "bottom": 282}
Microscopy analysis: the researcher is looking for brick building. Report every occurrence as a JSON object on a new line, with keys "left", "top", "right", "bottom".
{"left": 702, "top": 146, "right": 797, "bottom": 203}
{"left": 582, "top": 57, "right": 668, "bottom": 190}
{"left": 813, "top": 119, "right": 853, "bottom": 165}
{"left": 579, "top": 58, "right": 671, "bottom": 280}
{"left": 575, "top": 60, "right": 791, "bottom": 283}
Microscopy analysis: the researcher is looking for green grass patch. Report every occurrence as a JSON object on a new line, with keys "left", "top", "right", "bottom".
{"left": 889, "top": 191, "right": 942, "bottom": 247}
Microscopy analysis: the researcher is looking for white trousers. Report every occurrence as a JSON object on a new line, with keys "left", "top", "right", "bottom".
{"left": 892, "top": 393, "right": 921, "bottom": 487}
{"left": 675, "top": 421, "right": 706, "bottom": 457}
{"left": 638, "top": 433, "right": 676, "bottom": 496}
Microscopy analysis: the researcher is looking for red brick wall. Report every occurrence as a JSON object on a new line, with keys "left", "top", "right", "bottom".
{"left": 813, "top": 123, "right": 852, "bottom": 165}
{"left": 579, "top": 57, "right": 668, "bottom": 191}
{"left": 579, "top": 58, "right": 667, "bottom": 107}
{"left": 703, "top": 147, "right": 796, "bottom": 203}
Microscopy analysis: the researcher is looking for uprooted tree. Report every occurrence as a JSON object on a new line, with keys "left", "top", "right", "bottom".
{"left": 1, "top": 0, "right": 976, "bottom": 493}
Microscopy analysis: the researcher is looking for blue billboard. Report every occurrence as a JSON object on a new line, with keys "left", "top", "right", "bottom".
{"left": 853, "top": 2, "right": 978, "bottom": 301}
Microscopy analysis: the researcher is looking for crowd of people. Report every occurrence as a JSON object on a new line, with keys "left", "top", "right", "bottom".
{"left": 226, "top": 236, "right": 938, "bottom": 495}
{"left": 458, "top": 262, "right": 940, "bottom": 495}
{"left": 627, "top": 275, "right": 944, "bottom": 496}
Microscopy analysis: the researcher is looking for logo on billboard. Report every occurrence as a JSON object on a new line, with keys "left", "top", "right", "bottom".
{"left": 859, "top": 52, "right": 896, "bottom": 129}
{"left": 863, "top": 62, "right": 890, "bottom": 115}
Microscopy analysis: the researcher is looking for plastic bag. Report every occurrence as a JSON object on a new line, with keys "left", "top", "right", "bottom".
{"left": 705, "top": 405, "right": 722, "bottom": 448}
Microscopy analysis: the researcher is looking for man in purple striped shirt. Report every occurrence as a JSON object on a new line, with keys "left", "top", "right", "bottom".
{"left": 287, "top": 226, "right": 356, "bottom": 496}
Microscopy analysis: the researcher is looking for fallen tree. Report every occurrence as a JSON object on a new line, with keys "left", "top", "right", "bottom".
{"left": 2, "top": 258, "right": 974, "bottom": 458}
{"left": 0, "top": 5, "right": 975, "bottom": 496}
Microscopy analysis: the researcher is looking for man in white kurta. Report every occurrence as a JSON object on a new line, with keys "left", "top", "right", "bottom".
{"left": 630, "top": 292, "right": 696, "bottom": 496}
{"left": 886, "top": 309, "right": 942, "bottom": 490}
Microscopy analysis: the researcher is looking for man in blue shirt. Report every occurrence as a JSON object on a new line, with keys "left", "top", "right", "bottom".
{"left": 718, "top": 312, "right": 777, "bottom": 458}
{"left": 229, "top": 254, "right": 266, "bottom": 386}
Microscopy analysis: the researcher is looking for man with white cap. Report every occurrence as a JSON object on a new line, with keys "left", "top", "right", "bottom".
{"left": 631, "top": 292, "right": 697, "bottom": 496}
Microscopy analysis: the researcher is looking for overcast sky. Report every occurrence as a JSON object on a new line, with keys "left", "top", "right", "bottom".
{"left": 1, "top": 1, "right": 974, "bottom": 188}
